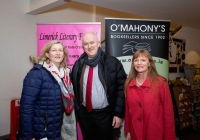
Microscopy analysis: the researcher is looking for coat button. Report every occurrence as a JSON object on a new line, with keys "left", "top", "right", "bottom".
{"left": 139, "top": 104, "right": 142, "bottom": 107}
{"left": 138, "top": 118, "right": 141, "bottom": 121}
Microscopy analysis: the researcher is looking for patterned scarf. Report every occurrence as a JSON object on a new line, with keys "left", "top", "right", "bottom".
{"left": 40, "top": 61, "right": 74, "bottom": 114}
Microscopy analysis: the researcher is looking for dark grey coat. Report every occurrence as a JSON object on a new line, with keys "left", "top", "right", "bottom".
{"left": 71, "top": 51, "right": 126, "bottom": 118}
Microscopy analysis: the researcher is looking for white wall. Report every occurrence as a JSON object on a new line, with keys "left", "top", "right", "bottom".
{"left": 1, "top": 0, "right": 200, "bottom": 137}
{"left": 175, "top": 27, "right": 200, "bottom": 64}
{"left": 95, "top": 6, "right": 146, "bottom": 42}
{"left": 0, "top": 0, "right": 94, "bottom": 136}
{"left": 168, "top": 27, "right": 200, "bottom": 80}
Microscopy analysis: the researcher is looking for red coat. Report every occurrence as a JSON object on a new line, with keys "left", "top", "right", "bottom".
{"left": 124, "top": 76, "right": 176, "bottom": 140}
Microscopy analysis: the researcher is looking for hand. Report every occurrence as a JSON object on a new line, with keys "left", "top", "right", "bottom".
{"left": 126, "top": 133, "right": 131, "bottom": 140}
{"left": 32, "top": 138, "right": 35, "bottom": 140}
{"left": 112, "top": 116, "right": 122, "bottom": 128}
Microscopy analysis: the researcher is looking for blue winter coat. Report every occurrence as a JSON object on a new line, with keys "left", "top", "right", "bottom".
{"left": 19, "top": 64, "right": 63, "bottom": 140}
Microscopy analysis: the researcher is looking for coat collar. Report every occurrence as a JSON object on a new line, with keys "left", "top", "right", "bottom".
{"left": 129, "top": 76, "right": 151, "bottom": 88}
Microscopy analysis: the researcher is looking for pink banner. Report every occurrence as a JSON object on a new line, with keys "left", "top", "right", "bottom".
{"left": 37, "top": 23, "right": 101, "bottom": 71}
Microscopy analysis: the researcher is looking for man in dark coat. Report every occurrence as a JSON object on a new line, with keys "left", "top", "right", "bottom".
{"left": 71, "top": 32, "right": 126, "bottom": 140}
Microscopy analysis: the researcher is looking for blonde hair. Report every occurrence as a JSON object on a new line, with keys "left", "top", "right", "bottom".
{"left": 124, "top": 49, "right": 159, "bottom": 93}
{"left": 30, "top": 40, "right": 68, "bottom": 68}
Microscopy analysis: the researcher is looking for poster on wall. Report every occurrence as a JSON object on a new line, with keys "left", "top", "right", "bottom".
{"left": 37, "top": 23, "right": 101, "bottom": 71}
{"left": 105, "top": 18, "right": 170, "bottom": 79}
{"left": 168, "top": 37, "right": 186, "bottom": 73}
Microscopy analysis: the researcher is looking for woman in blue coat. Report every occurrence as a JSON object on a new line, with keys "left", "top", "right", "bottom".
{"left": 19, "top": 40, "right": 77, "bottom": 140}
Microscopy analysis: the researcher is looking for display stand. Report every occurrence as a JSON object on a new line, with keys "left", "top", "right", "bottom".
{"left": 172, "top": 85, "right": 193, "bottom": 130}
{"left": 169, "top": 83, "right": 180, "bottom": 133}
{"left": 184, "top": 64, "right": 200, "bottom": 132}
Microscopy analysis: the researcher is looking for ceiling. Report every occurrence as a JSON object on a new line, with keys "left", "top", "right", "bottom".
{"left": 28, "top": 0, "right": 200, "bottom": 31}
{"left": 73, "top": 0, "right": 200, "bottom": 30}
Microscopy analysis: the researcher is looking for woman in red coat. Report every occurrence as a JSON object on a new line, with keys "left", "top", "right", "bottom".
{"left": 124, "top": 49, "right": 176, "bottom": 140}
